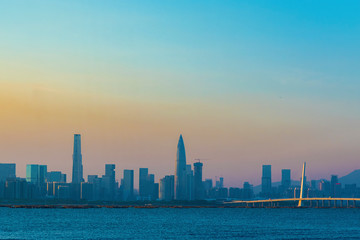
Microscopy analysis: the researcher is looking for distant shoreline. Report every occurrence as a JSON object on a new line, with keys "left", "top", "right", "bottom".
{"left": 1, "top": 204, "right": 359, "bottom": 209}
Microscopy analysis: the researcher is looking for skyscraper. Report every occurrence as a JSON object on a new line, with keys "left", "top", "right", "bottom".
{"left": 175, "top": 134, "right": 187, "bottom": 200}
{"left": 139, "top": 168, "right": 148, "bottom": 198}
{"left": 185, "top": 164, "right": 194, "bottom": 200}
{"left": 194, "top": 161, "right": 204, "bottom": 200}
{"left": 72, "top": 134, "right": 83, "bottom": 184}
{"left": 261, "top": 165, "right": 272, "bottom": 197}
{"left": 159, "top": 175, "right": 174, "bottom": 201}
{"left": 38, "top": 165, "right": 47, "bottom": 184}
{"left": 281, "top": 169, "right": 291, "bottom": 188}
{"left": 0, "top": 164, "right": 16, "bottom": 182}
{"left": 122, "top": 169, "right": 134, "bottom": 201}
{"left": 147, "top": 174, "right": 156, "bottom": 200}
{"left": 330, "top": 175, "right": 338, "bottom": 197}
{"left": 103, "top": 164, "right": 116, "bottom": 200}
{"left": 26, "top": 164, "right": 39, "bottom": 183}
{"left": 26, "top": 164, "right": 47, "bottom": 184}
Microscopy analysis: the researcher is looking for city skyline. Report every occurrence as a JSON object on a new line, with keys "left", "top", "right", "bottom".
{"left": 1, "top": 133, "right": 359, "bottom": 203}
{"left": 1, "top": 1, "right": 360, "bottom": 187}
{"left": 1, "top": 1, "right": 360, "bottom": 239}
{"left": 0, "top": 133, "right": 359, "bottom": 189}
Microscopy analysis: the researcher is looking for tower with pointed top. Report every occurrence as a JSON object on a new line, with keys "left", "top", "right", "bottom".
{"left": 72, "top": 134, "right": 83, "bottom": 184}
{"left": 175, "top": 134, "right": 187, "bottom": 200}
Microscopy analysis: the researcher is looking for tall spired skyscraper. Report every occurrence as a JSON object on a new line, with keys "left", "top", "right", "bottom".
{"left": 175, "top": 134, "right": 187, "bottom": 200}
{"left": 72, "top": 134, "right": 83, "bottom": 184}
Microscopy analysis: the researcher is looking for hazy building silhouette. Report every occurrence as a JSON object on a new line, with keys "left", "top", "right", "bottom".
{"left": 103, "top": 164, "right": 116, "bottom": 200}
{"left": 147, "top": 174, "right": 156, "bottom": 200}
{"left": 216, "top": 177, "right": 224, "bottom": 188}
{"left": 88, "top": 175, "right": 102, "bottom": 200}
{"left": 81, "top": 182, "right": 94, "bottom": 200}
{"left": 229, "top": 187, "right": 241, "bottom": 198}
{"left": 194, "top": 161, "right": 204, "bottom": 200}
{"left": 175, "top": 134, "right": 187, "bottom": 200}
{"left": 331, "top": 175, "right": 339, "bottom": 197}
{"left": 153, "top": 182, "right": 159, "bottom": 200}
{"left": 310, "top": 180, "right": 318, "bottom": 190}
{"left": 47, "top": 171, "right": 66, "bottom": 183}
{"left": 26, "top": 165, "right": 38, "bottom": 183}
{"left": 203, "top": 179, "right": 213, "bottom": 198}
{"left": 261, "top": 165, "right": 272, "bottom": 197}
{"left": 139, "top": 168, "right": 148, "bottom": 198}
{"left": 281, "top": 169, "right": 291, "bottom": 188}
{"left": 72, "top": 134, "right": 83, "bottom": 184}
{"left": 0, "top": 164, "right": 16, "bottom": 182}
{"left": 122, "top": 170, "right": 134, "bottom": 201}
{"left": 58, "top": 185, "right": 71, "bottom": 199}
{"left": 243, "top": 182, "right": 253, "bottom": 199}
{"left": 319, "top": 179, "right": 331, "bottom": 197}
{"left": 5, "top": 178, "right": 29, "bottom": 200}
{"left": 138, "top": 168, "right": 158, "bottom": 200}
{"left": 26, "top": 164, "right": 47, "bottom": 184}
{"left": 185, "top": 164, "right": 194, "bottom": 200}
{"left": 159, "top": 175, "right": 174, "bottom": 201}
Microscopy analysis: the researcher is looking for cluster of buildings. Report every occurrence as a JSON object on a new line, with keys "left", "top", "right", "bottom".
{"left": 0, "top": 134, "right": 359, "bottom": 202}
{"left": 0, "top": 134, "right": 254, "bottom": 202}
{"left": 260, "top": 165, "right": 360, "bottom": 199}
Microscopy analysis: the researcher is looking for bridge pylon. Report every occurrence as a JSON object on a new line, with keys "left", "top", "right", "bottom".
{"left": 298, "top": 162, "right": 306, "bottom": 207}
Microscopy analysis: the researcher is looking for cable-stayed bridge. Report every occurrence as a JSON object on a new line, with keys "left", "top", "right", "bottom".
{"left": 227, "top": 162, "right": 360, "bottom": 208}
{"left": 228, "top": 197, "right": 360, "bottom": 208}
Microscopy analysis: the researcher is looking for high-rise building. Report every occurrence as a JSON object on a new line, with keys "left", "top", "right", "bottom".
{"left": 310, "top": 180, "right": 318, "bottom": 190}
{"left": 281, "top": 169, "right": 291, "bottom": 188}
{"left": 88, "top": 175, "right": 102, "bottom": 200}
{"left": 243, "top": 182, "right": 253, "bottom": 199}
{"left": 26, "top": 164, "right": 47, "bottom": 184}
{"left": 81, "top": 182, "right": 93, "bottom": 201}
{"left": 72, "top": 134, "right": 83, "bottom": 184}
{"left": 38, "top": 165, "right": 47, "bottom": 184}
{"left": 47, "top": 171, "right": 66, "bottom": 183}
{"left": 147, "top": 174, "right": 156, "bottom": 200}
{"left": 261, "top": 165, "right": 272, "bottom": 196}
{"left": 194, "top": 161, "right": 204, "bottom": 200}
{"left": 186, "top": 164, "right": 194, "bottom": 200}
{"left": 25, "top": 164, "right": 47, "bottom": 198}
{"left": 0, "top": 164, "right": 16, "bottom": 182}
{"left": 5, "top": 178, "right": 29, "bottom": 200}
{"left": 175, "top": 134, "right": 187, "bottom": 200}
{"left": 139, "top": 168, "right": 157, "bottom": 200}
{"left": 219, "top": 177, "right": 224, "bottom": 188}
{"left": 153, "top": 182, "right": 159, "bottom": 200}
{"left": 103, "top": 164, "right": 116, "bottom": 200}
{"left": 159, "top": 175, "right": 174, "bottom": 201}
{"left": 122, "top": 170, "right": 134, "bottom": 201}
{"left": 26, "top": 165, "right": 39, "bottom": 183}
{"left": 319, "top": 179, "right": 331, "bottom": 196}
{"left": 330, "top": 175, "right": 338, "bottom": 197}
{"left": 139, "top": 168, "right": 148, "bottom": 198}
{"left": 216, "top": 177, "right": 224, "bottom": 188}
{"left": 203, "top": 179, "right": 213, "bottom": 198}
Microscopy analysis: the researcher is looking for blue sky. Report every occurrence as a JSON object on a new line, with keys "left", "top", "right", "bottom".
{"left": 1, "top": 0, "right": 359, "bottom": 99}
{"left": 0, "top": 1, "right": 360, "bottom": 184}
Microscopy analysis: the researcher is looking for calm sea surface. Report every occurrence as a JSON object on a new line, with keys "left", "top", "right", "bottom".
{"left": 0, "top": 208, "right": 359, "bottom": 239}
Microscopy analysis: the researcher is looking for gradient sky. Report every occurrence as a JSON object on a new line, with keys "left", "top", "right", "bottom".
{"left": 1, "top": 1, "right": 360, "bottom": 187}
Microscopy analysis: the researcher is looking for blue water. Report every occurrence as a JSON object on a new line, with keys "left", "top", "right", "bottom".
{"left": 0, "top": 208, "right": 359, "bottom": 239}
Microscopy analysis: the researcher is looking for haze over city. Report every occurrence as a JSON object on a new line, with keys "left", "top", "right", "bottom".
{"left": 1, "top": 1, "right": 360, "bottom": 187}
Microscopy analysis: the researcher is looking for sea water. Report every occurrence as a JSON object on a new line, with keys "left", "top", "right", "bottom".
{"left": 0, "top": 208, "right": 359, "bottom": 239}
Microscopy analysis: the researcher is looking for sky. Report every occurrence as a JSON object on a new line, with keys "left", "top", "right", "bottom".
{"left": 0, "top": 1, "right": 360, "bottom": 187}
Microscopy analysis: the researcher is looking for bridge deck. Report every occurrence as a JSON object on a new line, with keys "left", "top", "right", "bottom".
{"left": 231, "top": 198, "right": 360, "bottom": 204}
